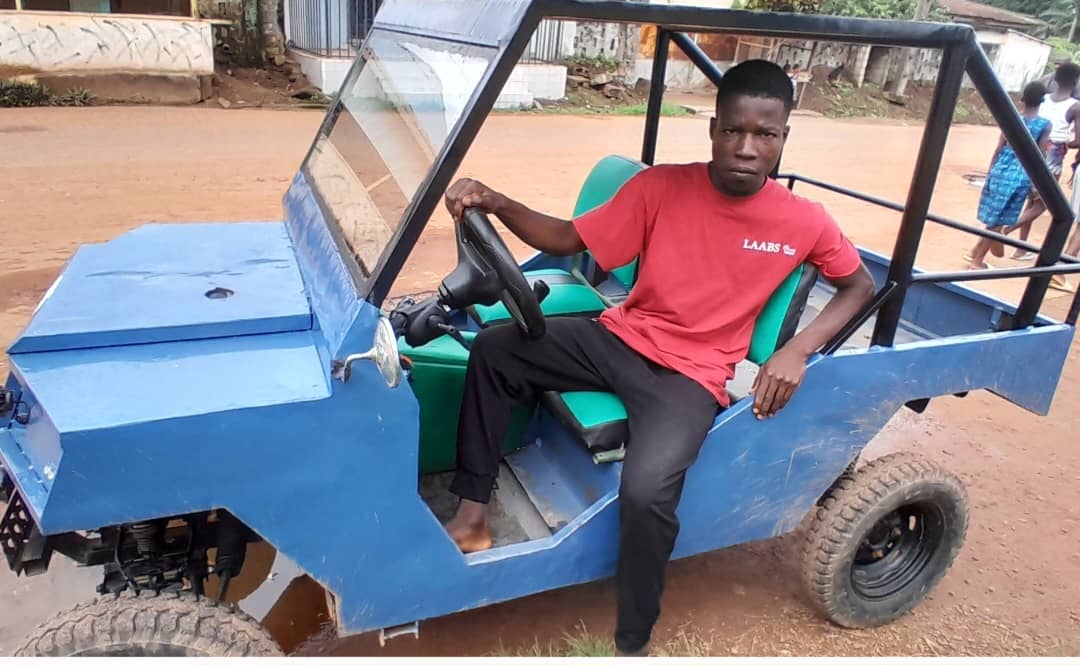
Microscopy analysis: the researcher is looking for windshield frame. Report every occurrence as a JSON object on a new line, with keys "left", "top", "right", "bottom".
{"left": 296, "top": 11, "right": 537, "bottom": 302}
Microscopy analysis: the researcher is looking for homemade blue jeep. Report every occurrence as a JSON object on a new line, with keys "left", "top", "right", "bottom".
{"left": 3, "top": 0, "right": 1079, "bottom": 656}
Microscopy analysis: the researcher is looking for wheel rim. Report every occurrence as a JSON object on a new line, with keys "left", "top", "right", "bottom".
{"left": 850, "top": 501, "right": 946, "bottom": 600}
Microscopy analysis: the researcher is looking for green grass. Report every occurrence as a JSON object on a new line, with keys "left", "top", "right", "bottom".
{"left": 490, "top": 621, "right": 714, "bottom": 657}
{"left": 609, "top": 102, "right": 691, "bottom": 117}
{"left": 0, "top": 80, "right": 96, "bottom": 108}
{"left": 501, "top": 100, "right": 691, "bottom": 117}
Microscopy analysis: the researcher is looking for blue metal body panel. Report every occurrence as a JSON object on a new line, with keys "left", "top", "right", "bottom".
{"left": 0, "top": 26, "right": 1073, "bottom": 635}
{"left": 1, "top": 168, "right": 1074, "bottom": 634}
{"left": 10, "top": 223, "right": 311, "bottom": 354}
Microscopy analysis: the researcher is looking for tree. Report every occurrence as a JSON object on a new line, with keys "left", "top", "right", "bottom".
{"left": 983, "top": 0, "right": 1080, "bottom": 40}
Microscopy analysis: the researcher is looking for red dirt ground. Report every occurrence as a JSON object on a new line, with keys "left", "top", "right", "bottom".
{"left": 0, "top": 105, "right": 1078, "bottom": 656}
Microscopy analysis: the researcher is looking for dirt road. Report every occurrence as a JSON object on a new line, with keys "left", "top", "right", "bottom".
{"left": 0, "top": 105, "right": 1077, "bottom": 656}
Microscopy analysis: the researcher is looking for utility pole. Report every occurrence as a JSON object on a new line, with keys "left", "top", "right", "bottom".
{"left": 892, "top": 0, "right": 933, "bottom": 97}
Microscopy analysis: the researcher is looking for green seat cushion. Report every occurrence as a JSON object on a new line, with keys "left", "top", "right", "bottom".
{"left": 573, "top": 155, "right": 646, "bottom": 290}
{"left": 399, "top": 331, "right": 533, "bottom": 474}
{"left": 471, "top": 269, "right": 605, "bottom": 326}
{"left": 399, "top": 329, "right": 477, "bottom": 365}
{"left": 541, "top": 390, "right": 628, "bottom": 452}
{"left": 543, "top": 264, "right": 820, "bottom": 453}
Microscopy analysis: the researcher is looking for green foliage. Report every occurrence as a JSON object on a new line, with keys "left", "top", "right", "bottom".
{"left": 982, "top": 0, "right": 1076, "bottom": 38}
{"left": 745, "top": 0, "right": 948, "bottom": 20}
{"left": 491, "top": 622, "right": 715, "bottom": 658}
{"left": 820, "top": 0, "right": 949, "bottom": 20}
{"left": 0, "top": 80, "right": 52, "bottom": 107}
{"left": 610, "top": 102, "right": 691, "bottom": 116}
{"left": 503, "top": 99, "right": 690, "bottom": 117}
{"left": 0, "top": 81, "right": 97, "bottom": 107}
{"left": 53, "top": 87, "right": 96, "bottom": 107}
{"left": 1046, "top": 35, "right": 1080, "bottom": 69}
{"left": 744, "top": 0, "right": 823, "bottom": 12}
{"left": 564, "top": 54, "right": 621, "bottom": 73}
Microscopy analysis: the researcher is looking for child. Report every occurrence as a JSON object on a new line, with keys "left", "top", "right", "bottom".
{"left": 966, "top": 81, "right": 1051, "bottom": 270}
{"left": 997, "top": 64, "right": 1080, "bottom": 261}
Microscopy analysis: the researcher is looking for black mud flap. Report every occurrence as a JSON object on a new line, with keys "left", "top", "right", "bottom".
{"left": 1, "top": 487, "right": 52, "bottom": 576}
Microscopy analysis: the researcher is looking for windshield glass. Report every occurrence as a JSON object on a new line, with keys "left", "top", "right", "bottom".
{"left": 303, "top": 29, "right": 496, "bottom": 282}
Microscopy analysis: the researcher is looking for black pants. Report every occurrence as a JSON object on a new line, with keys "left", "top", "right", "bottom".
{"left": 450, "top": 317, "right": 719, "bottom": 653}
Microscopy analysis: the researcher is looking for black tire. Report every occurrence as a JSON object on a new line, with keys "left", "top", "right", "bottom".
{"left": 15, "top": 591, "right": 283, "bottom": 657}
{"left": 802, "top": 453, "right": 968, "bottom": 629}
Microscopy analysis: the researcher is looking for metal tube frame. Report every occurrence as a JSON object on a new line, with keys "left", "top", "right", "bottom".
{"left": 351, "top": 1, "right": 1080, "bottom": 334}
{"left": 782, "top": 173, "right": 1080, "bottom": 265}
{"left": 641, "top": 28, "right": 670, "bottom": 166}
{"left": 871, "top": 44, "right": 968, "bottom": 346}
{"left": 669, "top": 31, "right": 725, "bottom": 87}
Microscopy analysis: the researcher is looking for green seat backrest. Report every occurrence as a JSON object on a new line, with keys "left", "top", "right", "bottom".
{"left": 572, "top": 155, "right": 646, "bottom": 289}
{"left": 572, "top": 154, "right": 818, "bottom": 367}
{"left": 747, "top": 263, "right": 819, "bottom": 365}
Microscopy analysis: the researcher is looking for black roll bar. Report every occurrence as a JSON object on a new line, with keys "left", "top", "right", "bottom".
{"left": 782, "top": 173, "right": 1080, "bottom": 265}
{"left": 871, "top": 44, "right": 969, "bottom": 346}
{"left": 669, "top": 31, "right": 725, "bottom": 88}
{"left": 911, "top": 264, "right": 1080, "bottom": 284}
{"left": 641, "top": 28, "right": 670, "bottom": 166}
{"left": 360, "top": 3, "right": 1079, "bottom": 337}
{"left": 821, "top": 281, "right": 900, "bottom": 354}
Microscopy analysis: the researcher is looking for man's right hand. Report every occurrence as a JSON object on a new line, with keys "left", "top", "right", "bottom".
{"left": 445, "top": 178, "right": 508, "bottom": 221}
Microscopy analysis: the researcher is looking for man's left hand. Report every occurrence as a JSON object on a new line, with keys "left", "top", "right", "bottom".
{"left": 751, "top": 346, "right": 808, "bottom": 419}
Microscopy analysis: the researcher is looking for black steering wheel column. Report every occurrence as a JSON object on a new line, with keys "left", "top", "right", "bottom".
{"left": 390, "top": 208, "right": 549, "bottom": 349}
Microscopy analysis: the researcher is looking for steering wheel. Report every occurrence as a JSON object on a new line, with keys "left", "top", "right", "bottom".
{"left": 437, "top": 208, "right": 546, "bottom": 339}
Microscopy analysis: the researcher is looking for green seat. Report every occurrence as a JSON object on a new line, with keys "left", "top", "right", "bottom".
{"left": 570, "top": 154, "right": 647, "bottom": 290}
{"left": 399, "top": 331, "right": 535, "bottom": 474}
{"left": 543, "top": 263, "right": 820, "bottom": 459}
{"left": 470, "top": 155, "right": 646, "bottom": 326}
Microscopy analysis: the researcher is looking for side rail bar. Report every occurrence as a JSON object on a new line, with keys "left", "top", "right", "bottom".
{"left": 779, "top": 173, "right": 1080, "bottom": 266}
{"left": 820, "top": 281, "right": 900, "bottom": 354}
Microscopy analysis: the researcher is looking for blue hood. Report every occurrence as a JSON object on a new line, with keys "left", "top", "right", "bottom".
{"left": 9, "top": 222, "right": 312, "bottom": 354}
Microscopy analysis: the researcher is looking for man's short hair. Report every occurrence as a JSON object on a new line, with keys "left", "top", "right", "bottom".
{"left": 715, "top": 59, "right": 794, "bottom": 114}
{"left": 1054, "top": 62, "right": 1080, "bottom": 89}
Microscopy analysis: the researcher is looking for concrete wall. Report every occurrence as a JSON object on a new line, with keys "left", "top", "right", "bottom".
{"left": 289, "top": 47, "right": 352, "bottom": 92}
{"left": 291, "top": 48, "right": 566, "bottom": 109}
{"left": 994, "top": 30, "right": 1051, "bottom": 92}
{"left": 0, "top": 10, "right": 214, "bottom": 76}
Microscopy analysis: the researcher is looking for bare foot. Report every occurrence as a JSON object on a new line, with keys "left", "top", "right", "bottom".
{"left": 446, "top": 499, "right": 493, "bottom": 552}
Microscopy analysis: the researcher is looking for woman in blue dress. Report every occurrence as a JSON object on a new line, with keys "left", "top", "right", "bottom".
{"left": 966, "top": 81, "right": 1052, "bottom": 270}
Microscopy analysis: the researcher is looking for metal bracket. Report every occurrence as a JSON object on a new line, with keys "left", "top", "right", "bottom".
{"left": 592, "top": 445, "right": 626, "bottom": 465}
{"left": 1, "top": 488, "right": 52, "bottom": 576}
{"left": 378, "top": 621, "right": 419, "bottom": 647}
{"left": 331, "top": 350, "right": 376, "bottom": 383}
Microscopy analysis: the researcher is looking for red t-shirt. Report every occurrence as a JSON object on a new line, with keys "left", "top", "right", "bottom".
{"left": 573, "top": 162, "right": 862, "bottom": 406}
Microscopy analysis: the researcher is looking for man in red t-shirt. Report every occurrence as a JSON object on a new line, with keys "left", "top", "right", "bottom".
{"left": 442, "top": 60, "right": 875, "bottom": 655}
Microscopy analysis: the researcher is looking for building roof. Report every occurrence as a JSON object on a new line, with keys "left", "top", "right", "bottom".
{"left": 937, "top": 0, "right": 1043, "bottom": 31}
